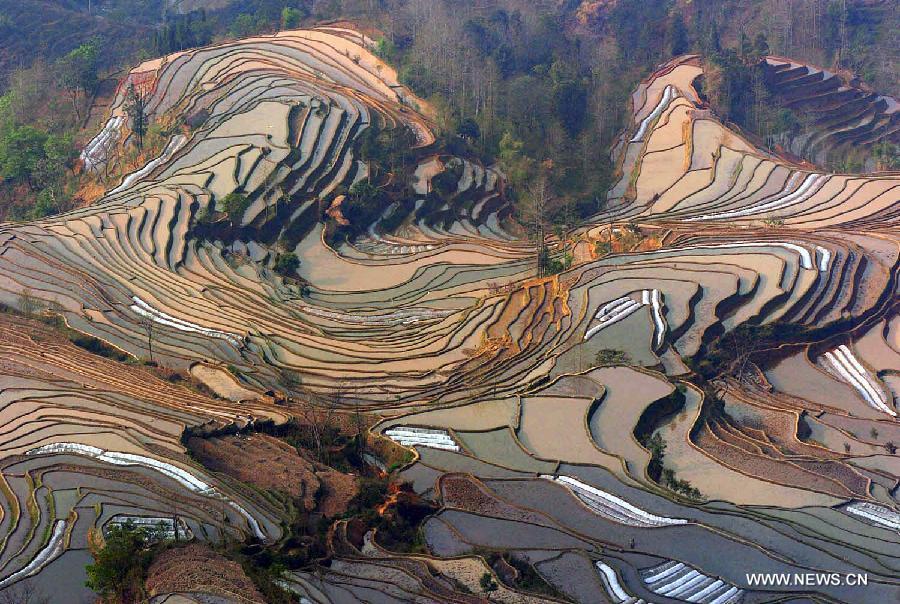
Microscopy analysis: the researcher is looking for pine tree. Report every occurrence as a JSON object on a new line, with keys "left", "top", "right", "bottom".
{"left": 669, "top": 14, "right": 689, "bottom": 57}
{"left": 739, "top": 32, "right": 753, "bottom": 63}
{"left": 707, "top": 23, "right": 722, "bottom": 56}
{"left": 124, "top": 84, "right": 148, "bottom": 150}
{"left": 754, "top": 32, "right": 770, "bottom": 58}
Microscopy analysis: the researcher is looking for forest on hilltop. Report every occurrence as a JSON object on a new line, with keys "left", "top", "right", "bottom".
{"left": 0, "top": 0, "right": 897, "bottom": 223}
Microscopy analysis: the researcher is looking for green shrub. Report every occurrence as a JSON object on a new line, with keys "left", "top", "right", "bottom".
{"left": 595, "top": 349, "right": 631, "bottom": 366}
{"left": 220, "top": 192, "right": 250, "bottom": 225}
{"left": 872, "top": 141, "right": 898, "bottom": 170}
{"left": 280, "top": 7, "right": 303, "bottom": 29}
{"left": 431, "top": 164, "right": 462, "bottom": 197}
{"left": 542, "top": 252, "right": 572, "bottom": 276}
{"left": 505, "top": 554, "right": 564, "bottom": 598}
{"left": 273, "top": 252, "right": 300, "bottom": 276}
{"left": 480, "top": 572, "right": 498, "bottom": 592}
{"left": 342, "top": 181, "right": 387, "bottom": 229}
{"left": 229, "top": 13, "right": 268, "bottom": 38}
{"left": 349, "top": 477, "right": 389, "bottom": 514}
{"left": 85, "top": 521, "right": 165, "bottom": 602}
{"left": 642, "top": 432, "right": 667, "bottom": 480}
{"left": 594, "top": 240, "right": 612, "bottom": 256}
{"left": 374, "top": 37, "right": 396, "bottom": 62}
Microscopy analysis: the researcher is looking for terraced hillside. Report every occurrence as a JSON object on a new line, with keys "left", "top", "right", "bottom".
{"left": 0, "top": 29, "right": 898, "bottom": 603}
{"left": 762, "top": 57, "right": 899, "bottom": 167}
{"left": 0, "top": 313, "right": 287, "bottom": 600}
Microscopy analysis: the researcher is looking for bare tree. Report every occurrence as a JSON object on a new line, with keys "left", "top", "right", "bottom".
{"left": 140, "top": 315, "right": 155, "bottom": 363}
{"left": 19, "top": 287, "right": 39, "bottom": 317}
{"left": 838, "top": 0, "right": 848, "bottom": 67}
{"left": 523, "top": 165, "right": 554, "bottom": 278}
{"left": 295, "top": 384, "right": 342, "bottom": 463}
{"left": 0, "top": 579, "right": 50, "bottom": 604}
{"left": 352, "top": 391, "right": 367, "bottom": 458}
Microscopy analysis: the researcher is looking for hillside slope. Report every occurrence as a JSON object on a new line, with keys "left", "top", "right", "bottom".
{"left": 0, "top": 24, "right": 898, "bottom": 604}
{"left": 0, "top": 1, "right": 159, "bottom": 86}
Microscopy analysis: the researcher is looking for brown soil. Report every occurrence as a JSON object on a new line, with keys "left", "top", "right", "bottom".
{"left": 145, "top": 544, "right": 265, "bottom": 604}
{"left": 187, "top": 433, "right": 320, "bottom": 511}
{"left": 0, "top": 313, "right": 286, "bottom": 426}
{"left": 315, "top": 469, "right": 358, "bottom": 518}
{"left": 439, "top": 474, "right": 549, "bottom": 525}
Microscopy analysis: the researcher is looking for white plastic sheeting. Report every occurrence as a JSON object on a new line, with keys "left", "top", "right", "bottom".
{"left": 543, "top": 475, "right": 687, "bottom": 527}
{"left": 130, "top": 296, "right": 243, "bottom": 347}
{"left": 110, "top": 134, "right": 187, "bottom": 193}
{"left": 632, "top": 85, "right": 676, "bottom": 142}
{"left": 105, "top": 515, "right": 191, "bottom": 541}
{"left": 595, "top": 561, "right": 637, "bottom": 602}
{"left": 26, "top": 442, "right": 267, "bottom": 540}
{"left": 299, "top": 305, "right": 452, "bottom": 326}
{"left": 675, "top": 241, "right": 817, "bottom": 271}
{"left": 815, "top": 246, "right": 831, "bottom": 271}
{"left": 28, "top": 442, "right": 214, "bottom": 493}
{"left": 385, "top": 243, "right": 434, "bottom": 255}
{"left": 642, "top": 560, "right": 743, "bottom": 604}
{"left": 81, "top": 116, "right": 125, "bottom": 171}
{"left": 842, "top": 502, "right": 900, "bottom": 531}
{"left": 823, "top": 345, "right": 896, "bottom": 416}
{"left": 584, "top": 297, "right": 642, "bottom": 340}
{"left": 649, "top": 289, "right": 667, "bottom": 349}
{"left": 383, "top": 426, "right": 459, "bottom": 451}
{"left": 584, "top": 289, "right": 666, "bottom": 347}
{"left": 686, "top": 172, "right": 827, "bottom": 221}
{"left": 0, "top": 520, "right": 66, "bottom": 588}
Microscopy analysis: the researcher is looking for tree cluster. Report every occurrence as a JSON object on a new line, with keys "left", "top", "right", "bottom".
{"left": 86, "top": 521, "right": 168, "bottom": 603}
{"left": 642, "top": 432, "right": 702, "bottom": 499}
{"left": 697, "top": 32, "right": 786, "bottom": 144}
{"left": 57, "top": 40, "right": 101, "bottom": 122}
{"left": 342, "top": 180, "right": 388, "bottom": 232}
{"left": 0, "top": 52, "right": 89, "bottom": 220}
{"left": 273, "top": 252, "right": 300, "bottom": 276}
{"left": 153, "top": 10, "right": 213, "bottom": 55}
{"left": 355, "top": 0, "right": 726, "bottom": 235}
{"left": 221, "top": 192, "right": 251, "bottom": 226}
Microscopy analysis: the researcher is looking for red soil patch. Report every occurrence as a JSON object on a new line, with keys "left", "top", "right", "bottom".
{"left": 326, "top": 194, "right": 350, "bottom": 226}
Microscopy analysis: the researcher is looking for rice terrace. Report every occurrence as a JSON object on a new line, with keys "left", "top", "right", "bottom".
{"left": 0, "top": 1, "right": 897, "bottom": 602}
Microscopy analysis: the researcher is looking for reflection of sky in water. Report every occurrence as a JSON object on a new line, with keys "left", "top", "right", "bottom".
{"left": 30, "top": 549, "right": 94, "bottom": 604}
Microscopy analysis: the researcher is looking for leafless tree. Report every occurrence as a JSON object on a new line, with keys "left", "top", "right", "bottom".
{"left": 837, "top": 0, "right": 848, "bottom": 67}
{"left": 295, "top": 384, "right": 342, "bottom": 463}
{"left": 0, "top": 579, "right": 50, "bottom": 604}
{"left": 124, "top": 83, "right": 148, "bottom": 150}
{"left": 140, "top": 315, "right": 155, "bottom": 363}
{"left": 352, "top": 390, "right": 367, "bottom": 458}
{"left": 523, "top": 166, "right": 554, "bottom": 277}
{"left": 19, "top": 287, "right": 39, "bottom": 317}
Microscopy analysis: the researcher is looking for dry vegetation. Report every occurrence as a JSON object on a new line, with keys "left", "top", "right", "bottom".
{"left": 145, "top": 544, "right": 265, "bottom": 603}
{"left": 187, "top": 434, "right": 321, "bottom": 510}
